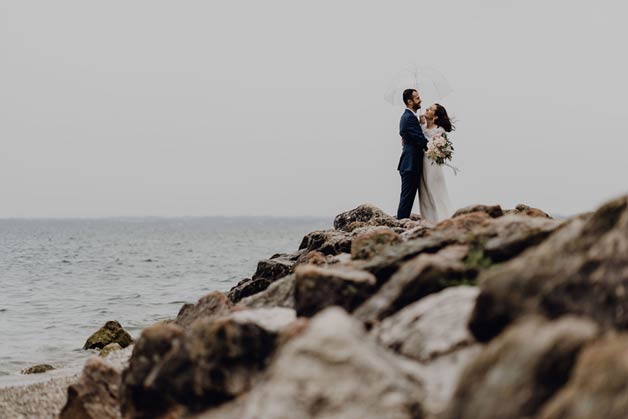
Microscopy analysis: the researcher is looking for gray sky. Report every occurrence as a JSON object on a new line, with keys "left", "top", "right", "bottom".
{"left": 1, "top": 0, "right": 627, "bottom": 218}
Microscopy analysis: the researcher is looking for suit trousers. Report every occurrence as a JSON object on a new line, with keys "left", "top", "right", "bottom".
{"left": 397, "top": 170, "right": 420, "bottom": 219}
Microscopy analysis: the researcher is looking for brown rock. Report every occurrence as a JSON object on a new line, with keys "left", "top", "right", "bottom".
{"left": 333, "top": 203, "right": 401, "bottom": 232}
{"left": 83, "top": 321, "right": 133, "bottom": 350}
{"left": 442, "top": 316, "right": 599, "bottom": 419}
{"left": 469, "top": 195, "right": 628, "bottom": 343}
{"left": 351, "top": 226, "right": 402, "bottom": 260}
{"left": 60, "top": 357, "right": 122, "bottom": 419}
{"left": 453, "top": 204, "right": 504, "bottom": 219}
{"left": 433, "top": 211, "right": 492, "bottom": 234}
{"left": 122, "top": 310, "right": 294, "bottom": 415}
{"left": 354, "top": 245, "right": 472, "bottom": 326}
{"left": 539, "top": 335, "right": 628, "bottom": 419}
{"left": 294, "top": 265, "right": 377, "bottom": 317}
{"left": 175, "top": 291, "right": 232, "bottom": 329}
{"left": 513, "top": 203, "right": 552, "bottom": 218}
{"left": 120, "top": 322, "right": 186, "bottom": 419}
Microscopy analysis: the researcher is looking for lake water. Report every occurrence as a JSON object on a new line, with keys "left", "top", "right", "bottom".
{"left": 0, "top": 217, "right": 329, "bottom": 384}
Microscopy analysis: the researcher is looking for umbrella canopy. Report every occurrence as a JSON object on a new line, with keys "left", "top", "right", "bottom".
{"left": 384, "top": 64, "right": 453, "bottom": 106}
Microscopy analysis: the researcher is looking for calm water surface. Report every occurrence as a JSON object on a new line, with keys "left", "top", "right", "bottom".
{"left": 0, "top": 217, "right": 329, "bottom": 383}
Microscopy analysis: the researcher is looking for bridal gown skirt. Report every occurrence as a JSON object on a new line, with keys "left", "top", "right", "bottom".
{"left": 419, "top": 157, "right": 453, "bottom": 223}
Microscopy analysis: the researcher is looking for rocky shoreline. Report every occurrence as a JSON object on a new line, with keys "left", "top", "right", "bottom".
{"left": 3, "top": 196, "right": 628, "bottom": 418}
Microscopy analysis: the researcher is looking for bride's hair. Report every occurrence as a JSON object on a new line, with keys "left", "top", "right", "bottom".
{"left": 434, "top": 104, "right": 455, "bottom": 133}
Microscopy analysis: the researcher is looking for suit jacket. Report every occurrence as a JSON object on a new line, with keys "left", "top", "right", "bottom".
{"left": 398, "top": 109, "right": 429, "bottom": 173}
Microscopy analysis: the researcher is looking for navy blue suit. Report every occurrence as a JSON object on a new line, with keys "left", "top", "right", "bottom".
{"left": 397, "top": 109, "right": 429, "bottom": 219}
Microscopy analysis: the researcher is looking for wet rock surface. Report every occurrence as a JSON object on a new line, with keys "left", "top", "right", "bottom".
{"left": 21, "top": 364, "right": 55, "bottom": 375}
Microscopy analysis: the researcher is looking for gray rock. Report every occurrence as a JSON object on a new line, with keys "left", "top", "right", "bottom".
{"left": 442, "top": 316, "right": 599, "bottom": 419}
{"left": 294, "top": 265, "right": 377, "bottom": 317}
{"left": 355, "top": 245, "right": 472, "bottom": 326}
{"left": 372, "top": 286, "right": 481, "bottom": 416}
{"left": 238, "top": 274, "right": 296, "bottom": 309}
{"left": 469, "top": 195, "right": 628, "bottom": 342}
{"left": 199, "top": 307, "right": 426, "bottom": 419}
{"left": 372, "top": 286, "right": 479, "bottom": 362}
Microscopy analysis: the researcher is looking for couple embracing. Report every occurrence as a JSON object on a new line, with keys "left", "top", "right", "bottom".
{"left": 396, "top": 88, "right": 455, "bottom": 224}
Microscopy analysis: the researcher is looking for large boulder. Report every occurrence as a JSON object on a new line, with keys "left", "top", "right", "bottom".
{"left": 228, "top": 253, "right": 297, "bottom": 303}
{"left": 83, "top": 321, "right": 133, "bottom": 350}
{"left": 469, "top": 195, "right": 628, "bottom": 342}
{"left": 60, "top": 357, "right": 122, "bottom": 419}
{"left": 200, "top": 307, "right": 426, "bottom": 419}
{"left": 122, "top": 310, "right": 294, "bottom": 416}
{"left": 354, "top": 245, "right": 472, "bottom": 326}
{"left": 120, "top": 322, "right": 186, "bottom": 419}
{"left": 372, "top": 286, "right": 481, "bottom": 416}
{"left": 333, "top": 204, "right": 401, "bottom": 232}
{"left": 539, "top": 335, "right": 628, "bottom": 419}
{"left": 351, "top": 226, "right": 402, "bottom": 260}
{"left": 372, "top": 285, "right": 479, "bottom": 363}
{"left": 442, "top": 316, "right": 599, "bottom": 419}
{"left": 294, "top": 265, "right": 377, "bottom": 317}
{"left": 175, "top": 291, "right": 233, "bottom": 328}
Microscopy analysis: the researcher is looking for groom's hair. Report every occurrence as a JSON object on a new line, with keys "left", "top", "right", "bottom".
{"left": 403, "top": 89, "right": 417, "bottom": 106}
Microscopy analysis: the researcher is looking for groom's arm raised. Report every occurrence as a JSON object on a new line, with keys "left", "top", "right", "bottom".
{"left": 400, "top": 115, "right": 428, "bottom": 150}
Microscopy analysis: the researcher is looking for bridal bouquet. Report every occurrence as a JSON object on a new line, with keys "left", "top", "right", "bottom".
{"left": 426, "top": 133, "right": 454, "bottom": 165}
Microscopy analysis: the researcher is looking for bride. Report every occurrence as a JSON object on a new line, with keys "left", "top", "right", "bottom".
{"left": 419, "top": 104, "right": 455, "bottom": 223}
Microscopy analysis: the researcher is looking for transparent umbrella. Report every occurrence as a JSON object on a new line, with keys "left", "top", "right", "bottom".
{"left": 384, "top": 63, "right": 453, "bottom": 106}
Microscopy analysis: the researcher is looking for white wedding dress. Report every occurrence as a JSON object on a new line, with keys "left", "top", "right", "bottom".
{"left": 419, "top": 124, "right": 453, "bottom": 223}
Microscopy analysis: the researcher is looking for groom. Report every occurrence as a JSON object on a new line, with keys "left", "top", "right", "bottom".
{"left": 396, "top": 88, "right": 429, "bottom": 219}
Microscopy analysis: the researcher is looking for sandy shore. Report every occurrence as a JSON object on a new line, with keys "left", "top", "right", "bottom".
{"left": 0, "top": 373, "right": 78, "bottom": 419}
{"left": 0, "top": 347, "right": 132, "bottom": 418}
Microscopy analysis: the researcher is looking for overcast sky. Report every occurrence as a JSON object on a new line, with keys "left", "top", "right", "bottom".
{"left": 1, "top": 0, "right": 626, "bottom": 218}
